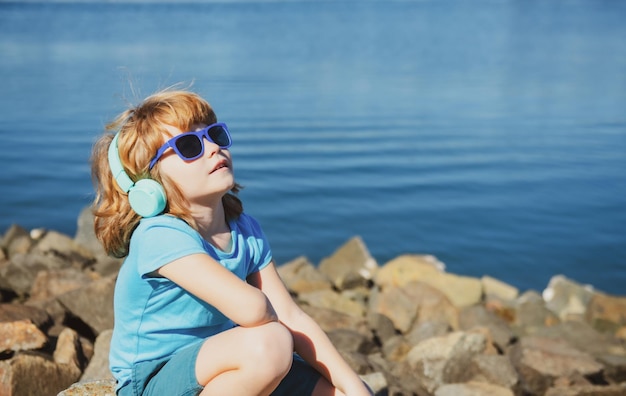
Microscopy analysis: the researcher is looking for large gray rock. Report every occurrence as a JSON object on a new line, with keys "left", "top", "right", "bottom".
{"left": 407, "top": 331, "right": 487, "bottom": 394}
{"left": 57, "top": 276, "right": 115, "bottom": 336}
{"left": 81, "top": 329, "right": 113, "bottom": 381}
{"left": 509, "top": 336, "right": 604, "bottom": 395}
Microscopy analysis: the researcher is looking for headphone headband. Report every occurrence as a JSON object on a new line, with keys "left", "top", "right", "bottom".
{"left": 107, "top": 133, "right": 134, "bottom": 192}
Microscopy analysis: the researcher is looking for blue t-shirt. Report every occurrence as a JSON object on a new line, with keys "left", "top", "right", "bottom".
{"left": 109, "top": 213, "right": 272, "bottom": 389}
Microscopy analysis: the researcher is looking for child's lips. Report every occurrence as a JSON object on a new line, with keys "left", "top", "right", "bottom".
{"left": 210, "top": 160, "right": 229, "bottom": 174}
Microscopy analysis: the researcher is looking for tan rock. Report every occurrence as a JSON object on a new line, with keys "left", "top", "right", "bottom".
{"left": 0, "top": 353, "right": 81, "bottom": 396}
{"left": 402, "top": 281, "right": 460, "bottom": 332}
{"left": 300, "top": 304, "right": 369, "bottom": 336}
{"left": 276, "top": 256, "right": 331, "bottom": 294}
{"left": 318, "top": 236, "right": 377, "bottom": 290}
{"left": 298, "top": 289, "right": 365, "bottom": 317}
{"left": 482, "top": 275, "right": 519, "bottom": 301}
{"left": 375, "top": 255, "right": 482, "bottom": 308}
{"left": 514, "top": 291, "right": 560, "bottom": 331}
{"left": 53, "top": 327, "right": 85, "bottom": 372}
{"left": 544, "top": 384, "right": 626, "bottom": 396}
{"left": 509, "top": 336, "right": 604, "bottom": 395}
{"left": 0, "top": 319, "right": 47, "bottom": 353}
{"left": 467, "top": 354, "right": 519, "bottom": 390}
{"left": 407, "top": 331, "right": 487, "bottom": 394}
{"left": 57, "top": 379, "right": 116, "bottom": 396}
{"left": 435, "top": 381, "right": 515, "bottom": 396}
{"left": 586, "top": 291, "right": 626, "bottom": 332}
{"left": 368, "top": 285, "right": 418, "bottom": 333}
{"left": 375, "top": 254, "right": 445, "bottom": 288}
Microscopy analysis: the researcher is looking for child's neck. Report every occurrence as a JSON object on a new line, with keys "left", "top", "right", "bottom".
{"left": 192, "top": 201, "right": 231, "bottom": 249}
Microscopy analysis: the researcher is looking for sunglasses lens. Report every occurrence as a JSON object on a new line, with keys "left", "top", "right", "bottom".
{"left": 208, "top": 125, "right": 231, "bottom": 147}
{"left": 174, "top": 135, "right": 203, "bottom": 159}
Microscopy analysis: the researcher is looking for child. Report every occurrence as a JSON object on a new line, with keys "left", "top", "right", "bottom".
{"left": 91, "top": 88, "right": 373, "bottom": 396}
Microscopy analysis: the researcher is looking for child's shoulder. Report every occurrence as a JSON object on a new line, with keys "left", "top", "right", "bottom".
{"left": 135, "top": 215, "right": 195, "bottom": 235}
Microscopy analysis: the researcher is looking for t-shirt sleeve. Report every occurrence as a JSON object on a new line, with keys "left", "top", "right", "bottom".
{"left": 132, "top": 218, "right": 206, "bottom": 277}
{"left": 241, "top": 214, "right": 273, "bottom": 276}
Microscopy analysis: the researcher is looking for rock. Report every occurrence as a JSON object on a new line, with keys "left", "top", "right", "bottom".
{"left": 57, "top": 276, "right": 115, "bottom": 336}
{"left": 543, "top": 275, "right": 594, "bottom": 321}
{"left": 2, "top": 252, "right": 62, "bottom": 296}
{"left": 299, "top": 304, "right": 369, "bottom": 336}
{"left": 405, "top": 320, "right": 451, "bottom": 347}
{"left": 0, "top": 302, "right": 51, "bottom": 327}
{"left": 406, "top": 331, "right": 487, "bottom": 394}
{"left": 29, "top": 268, "right": 97, "bottom": 302}
{"left": 596, "top": 353, "right": 626, "bottom": 384}
{"left": 0, "top": 353, "right": 81, "bottom": 396}
{"left": 467, "top": 354, "right": 519, "bottom": 390}
{"left": 81, "top": 329, "right": 113, "bottom": 381}
{"left": 435, "top": 381, "right": 515, "bottom": 396}
{"left": 366, "top": 312, "right": 398, "bottom": 344}
{"left": 459, "top": 304, "right": 515, "bottom": 352}
{"left": 0, "top": 319, "right": 47, "bottom": 354}
{"left": 586, "top": 291, "right": 626, "bottom": 333}
{"left": 544, "top": 384, "right": 626, "bottom": 396}
{"left": 359, "top": 371, "right": 388, "bottom": 396}
{"left": 53, "top": 327, "right": 86, "bottom": 372}
{"left": 380, "top": 334, "right": 412, "bottom": 362}
{"left": 375, "top": 254, "right": 446, "bottom": 287}
{"left": 509, "top": 336, "right": 604, "bottom": 395}
{"left": 276, "top": 256, "right": 332, "bottom": 294}
{"left": 31, "top": 230, "right": 94, "bottom": 266}
{"left": 57, "top": 379, "right": 117, "bottom": 396}
{"left": 532, "top": 320, "right": 626, "bottom": 358}
{"left": 402, "top": 281, "right": 459, "bottom": 332}
{"left": 0, "top": 224, "right": 32, "bottom": 256}
{"left": 375, "top": 254, "right": 482, "bottom": 308}
{"left": 368, "top": 284, "right": 417, "bottom": 333}
{"left": 318, "top": 236, "right": 377, "bottom": 290}
{"left": 513, "top": 290, "right": 560, "bottom": 332}
{"left": 327, "top": 328, "right": 377, "bottom": 355}
{"left": 74, "top": 206, "right": 122, "bottom": 277}
{"left": 482, "top": 275, "right": 519, "bottom": 301}
{"left": 298, "top": 289, "right": 365, "bottom": 317}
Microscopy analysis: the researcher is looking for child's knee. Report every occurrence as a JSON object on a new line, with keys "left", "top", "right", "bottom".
{"left": 247, "top": 322, "right": 293, "bottom": 375}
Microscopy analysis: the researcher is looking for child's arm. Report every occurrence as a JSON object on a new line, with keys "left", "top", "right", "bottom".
{"left": 247, "top": 261, "right": 372, "bottom": 396}
{"left": 157, "top": 253, "right": 278, "bottom": 327}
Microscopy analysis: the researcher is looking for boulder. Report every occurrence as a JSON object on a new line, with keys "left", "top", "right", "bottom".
{"left": 543, "top": 275, "right": 594, "bottom": 321}
{"left": 318, "top": 236, "right": 377, "bottom": 290}
{"left": 276, "top": 256, "right": 332, "bottom": 294}
{"left": 56, "top": 276, "right": 115, "bottom": 336}
{"left": 509, "top": 336, "right": 604, "bottom": 395}
{"left": 407, "top": 331, "right": 487, "bottom": 394}
{"left": 0, "top": 353, "right": 81, "bottom": 396}
{"left": 435, "top": 381, "right": 515, "bottom": 396}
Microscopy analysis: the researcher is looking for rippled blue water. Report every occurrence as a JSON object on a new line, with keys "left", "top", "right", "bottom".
{"left": 1, "top": 0, "right": 625, "bottom": 294}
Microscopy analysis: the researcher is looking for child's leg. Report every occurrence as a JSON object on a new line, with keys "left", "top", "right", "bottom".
{"left": 311, "top": 377, "right": 346, "bottom": 396}
{"left": 197, "top": 321, "right": 293, "bottom": 396}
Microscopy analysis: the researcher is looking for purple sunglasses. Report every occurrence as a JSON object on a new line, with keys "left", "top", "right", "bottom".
{"left": 149, "top": 122, "right": 232, "bottom": 169}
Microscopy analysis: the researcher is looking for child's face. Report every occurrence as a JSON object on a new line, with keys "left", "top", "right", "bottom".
{"left": 158, "top": 123, "right": 235, "bottom": 206}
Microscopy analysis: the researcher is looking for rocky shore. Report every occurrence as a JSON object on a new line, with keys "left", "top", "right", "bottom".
{"left": 1, "top": 207, "right": 625, "bottom": 396}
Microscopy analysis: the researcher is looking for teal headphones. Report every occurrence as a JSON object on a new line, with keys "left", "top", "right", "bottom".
{"left": 108, "top": 133, "right": 167, "bottom": 217}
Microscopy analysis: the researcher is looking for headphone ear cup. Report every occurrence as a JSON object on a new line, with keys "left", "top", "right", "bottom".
{"left": 128, "top": 179, "right": 167, "bottom": 218}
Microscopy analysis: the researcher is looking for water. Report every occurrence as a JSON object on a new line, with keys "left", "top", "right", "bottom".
{"left": 1, "top": 0, "right": 625, "bottom": 295}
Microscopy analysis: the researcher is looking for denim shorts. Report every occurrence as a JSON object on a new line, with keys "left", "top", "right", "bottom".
{"left": 117, "top": 340, "right": 321, "bottom": 396}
